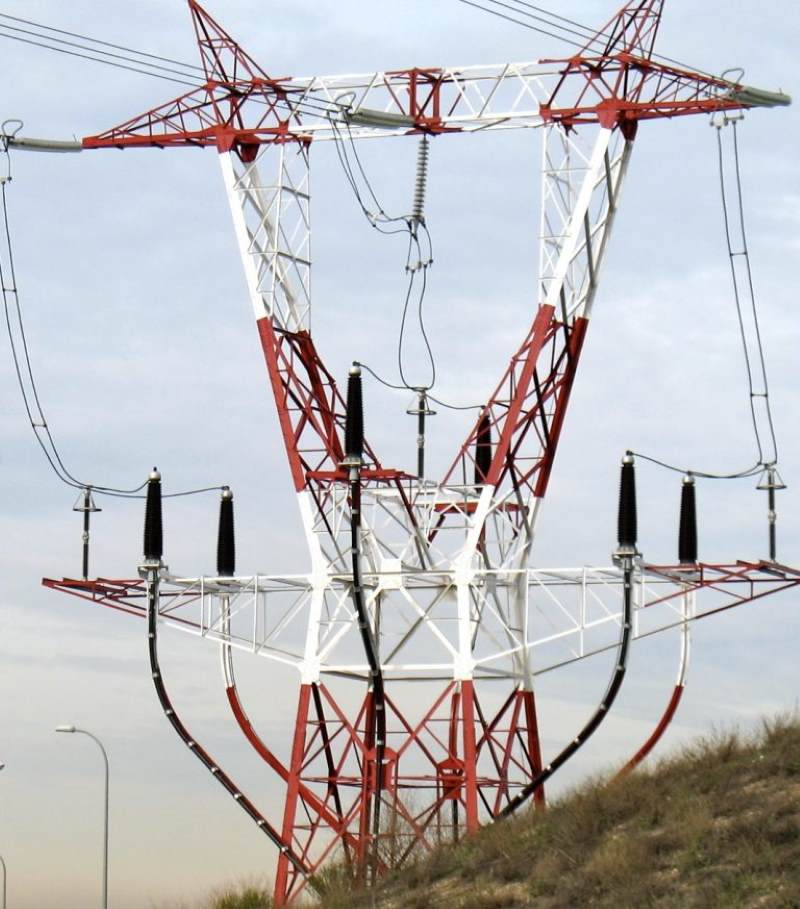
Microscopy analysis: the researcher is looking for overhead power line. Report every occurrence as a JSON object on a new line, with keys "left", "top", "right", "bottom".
{"left": 0, "top": 28, "right": 199, "bottom": 88}
{"left": 0, "top": 14, "right": 343, "bottom": 123}
{"left": 455, "top": 0, "right": 588, "bottom": 50}
{"left": 455, "top": 0, "right": 719, "bottom": 80}
{"left": 0, "top": 11, "right": 206, "bottom": 73}
{"left": 0, "top": 5, "right": 722, "bottom": 126}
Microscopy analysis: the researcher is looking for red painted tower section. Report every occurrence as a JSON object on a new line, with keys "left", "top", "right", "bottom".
{"left": 37, "top": 1, "right": 795, "bottom": 905}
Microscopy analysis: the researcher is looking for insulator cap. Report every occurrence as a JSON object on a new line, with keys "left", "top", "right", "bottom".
{"left": 617, "top": 455, "right": 637, "bottom": 550}
{"left": 343, "top": 367, "right": 364, "bottom": 465}
{"left": 678, "top": 475, "right": 698, "bottom": 565}
{"left": 217, "top": 487, "right": 235, "bottom": 576}
{"left": 474, "top": 413, "right": 493, "bottom": 485}
{"left": 143, "top": 468, "right": 163, "bottom": 562}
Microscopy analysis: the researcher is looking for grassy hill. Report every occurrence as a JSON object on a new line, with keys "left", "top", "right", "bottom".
{"left": 193, "top": 715, "right": 800, "bottom": 908}
{"left": 316, "top": 715, "right": 800, "bottom": 909}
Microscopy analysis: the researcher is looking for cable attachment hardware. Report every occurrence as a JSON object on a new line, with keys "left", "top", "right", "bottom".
{"left": 756, "top": 465, "right": 786, "bottom": 561}
{"left": 406, "top": 388, "right": 436, "bottom": 480}
{"left": 72, "top": 486, "right": 101, "bottom": 581}
{"left": 0, "top": 120, "right": 22, "bottom": 183}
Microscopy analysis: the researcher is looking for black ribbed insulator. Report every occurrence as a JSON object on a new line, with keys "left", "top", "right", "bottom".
{"left": 617, "top": 458, "right": 637, "bottom": 548}
{"left": 474, "top": 414, "right": 493, "bottom": 485}
{"left": 344, "top": 369, "right": 364, "bottom": 461}
{"left": 143, "top": 469, "right": 163, "bottom": 562}
{"left": 217, "top": 489, "right": 236, "bottom": 576}
{"left": 678, "top": 477, "right": 698, "bottom": 564}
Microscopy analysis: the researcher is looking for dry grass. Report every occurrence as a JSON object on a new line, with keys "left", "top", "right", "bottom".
{"left": 155, "top": 879, "right": 274, "bottom": 909}
{"left": 314, "top": 713, "right": 800, "bottom": 909}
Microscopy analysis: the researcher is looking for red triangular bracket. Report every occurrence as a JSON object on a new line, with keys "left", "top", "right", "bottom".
{"left": 587, "top": 0, "right": 664, "bottom": 61}
{"left": 188, "top": 0, "right": 270, "bottom": 85}
{"left": 541, "top": 0, "right": 749, "bottom": 132}
{"left": 82, "top": 0, "right": 306, "bottom": 157}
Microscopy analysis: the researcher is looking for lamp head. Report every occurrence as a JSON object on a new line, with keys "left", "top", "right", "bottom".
{"left": 55, "top": 724, "right": 76, "bottom": 734}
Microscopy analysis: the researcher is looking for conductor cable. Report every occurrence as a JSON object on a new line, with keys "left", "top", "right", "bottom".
{"left": 0, "top": 137, "right": 223, "bottom": 500}
{"left": 498, "top": 455, "right": 637, "bottom": 818}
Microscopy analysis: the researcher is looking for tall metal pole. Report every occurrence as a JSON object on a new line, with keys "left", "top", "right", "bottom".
{"left": 0, "top": 854, "right": 6, "bottom": 909}
{"left": 56, "top": 727, "right": 108, "bottom": 909}
{"left": 406, "top": 390, "right": 435, "bottom": 480}
{"left": 73, "top": 488, "right": 101, "bottom": 582}
{"left": 82, "top": 491, "right": 91, "bottom": 581}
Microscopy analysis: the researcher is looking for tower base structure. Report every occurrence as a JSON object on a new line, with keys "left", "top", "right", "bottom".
{"left": 45, "top": 559, "right": 800, "bottom": 903}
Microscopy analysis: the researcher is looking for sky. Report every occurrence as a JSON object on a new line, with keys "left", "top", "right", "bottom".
{"left": 0, "top": 1, "right": 798, "bottom": 906}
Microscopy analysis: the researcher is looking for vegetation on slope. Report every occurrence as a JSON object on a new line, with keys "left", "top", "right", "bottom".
{"left": 316, "top": 715, "right": 800, "bottom": 908}
{"left": 179, "top": 715, "right": 800, "bottom": 908}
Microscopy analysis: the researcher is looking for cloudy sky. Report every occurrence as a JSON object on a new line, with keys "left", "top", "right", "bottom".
{"left": 0, "top": 1, "right": 798, "bottom": 906}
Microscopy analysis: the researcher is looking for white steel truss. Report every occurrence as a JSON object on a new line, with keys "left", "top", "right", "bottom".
{"left": 214, "top": 121, "right": 638, "bottom": 691}
{"left": 277, "top": 63, "right": 553, "bottom": 140}
{"left": 221, "top": 143, "right": 311, "bottom": 331}
{"left": 539, "top": 125, "right": 633, "bottom": 320}
{"left": 103, "top": 561, "right": 796, "bottom": 685}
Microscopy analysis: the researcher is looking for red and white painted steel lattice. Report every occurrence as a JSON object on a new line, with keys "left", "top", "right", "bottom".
{"left": 31, "top": 0, "right": 796, "bottom": 904}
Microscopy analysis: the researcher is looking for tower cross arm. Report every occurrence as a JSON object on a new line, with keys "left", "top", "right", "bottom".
{"left": 541, "top": 56, "right": 791, "bottom": 131}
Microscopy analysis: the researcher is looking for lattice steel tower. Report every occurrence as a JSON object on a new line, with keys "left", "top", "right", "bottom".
{"left": 35, "top": 1, "right": 797, "bottom": 904}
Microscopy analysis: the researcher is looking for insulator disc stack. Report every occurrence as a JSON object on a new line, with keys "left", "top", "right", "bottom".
{"left": 617, "top": 455, "right": 637, "bottom": 551}
{"left": 474, "top": 414, "right": 493, "bottom": 485}
{"left": 143, "top": 468, "right": 163, "bottom": 562}
{"left": 217, "top": 487, "right": 236, "bottom": 577}
{"left": 411, "top": 135, "right": 430, "bottom": 226}
{"left": 344, "top": 366, "right": 364, "bottom": 464}
{"left": 678, "top": 475, "right": 698, "bottom": 565}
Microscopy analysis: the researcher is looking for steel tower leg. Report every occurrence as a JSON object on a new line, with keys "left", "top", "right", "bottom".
{"left": 217, "top": 122, "right": 638, "bottom": 898}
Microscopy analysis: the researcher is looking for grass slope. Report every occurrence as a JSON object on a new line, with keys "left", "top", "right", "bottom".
{"left": 315, "top": 715, "right": 800, "bottom": 909}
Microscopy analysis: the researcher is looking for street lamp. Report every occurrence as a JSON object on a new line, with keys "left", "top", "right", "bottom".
{"left": 55, "top": 726, "right": 108, "bottom": 909}
{"left": 0, "top": 762, "right": 5, "bottom": 909}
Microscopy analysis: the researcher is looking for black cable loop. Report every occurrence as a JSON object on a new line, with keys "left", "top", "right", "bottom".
{"left": 731, "top": 122, "right": 779, "bottom": 465}
{"left": 330, "top": 114, "right": 440, "bottom": 397}
{"left": 498, "top": 558, "right": 635, "bottom": 818}
{"left": 416, "top": 265, "right": 436, "bottom": 389}
{"left": 356, "top": 361, "right": 483, "bottom": 411}
{"left": 716, "top": 125, "right": 763, "bottom": 467}
{"left": 0, "top": 148, "right": 224, "bottom": 501}
{"left": 633, "top": 124, "right": 782, "bottom": 484}
{"left": 628, "top": 451, "right": 762, "bottom": 482}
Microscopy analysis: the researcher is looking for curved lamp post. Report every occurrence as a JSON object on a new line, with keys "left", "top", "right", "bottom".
{"left": 56, "top": 726, "right": 108, "bottom": 909}
{"left": 0, "top": 762, "right": 5, "bottom": 909}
